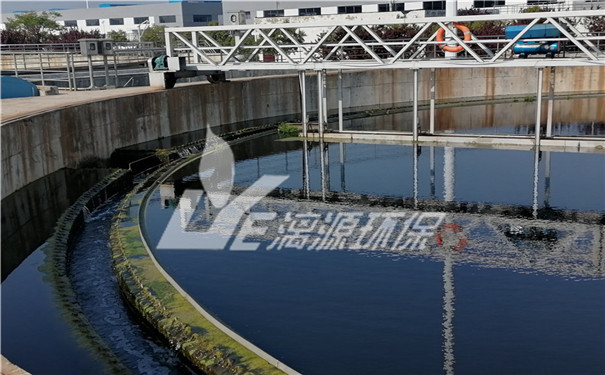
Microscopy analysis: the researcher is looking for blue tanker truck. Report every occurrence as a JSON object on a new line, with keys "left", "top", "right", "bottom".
{"left": 505, "top": 24, "right": 561, "bottom": 58}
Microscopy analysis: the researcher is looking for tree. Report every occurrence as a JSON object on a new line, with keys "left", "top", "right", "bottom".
{"left": 140, "top": 25, "right": 166, "bottom": 45}
{"left": 1, "top": 29, "right": 28, "bottom": 44}
{"left": 54, "top": 29, "right": 102, "bottom": 43}
{"left": 5, "top": 11, "right": 63, "bottom": 43}
{"left": 107, "top": 30, "right": 128, "bottom": 42}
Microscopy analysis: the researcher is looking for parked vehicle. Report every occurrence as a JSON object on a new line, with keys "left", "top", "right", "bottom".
{"left": 505, "top": 24, "right": 561, "bottom": 58}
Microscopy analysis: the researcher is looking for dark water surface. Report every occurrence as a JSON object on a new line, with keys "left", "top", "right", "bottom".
{"left": 1, "top": 98, "right": 603, "bottom": 375}
{"left": 146, "top": 133, "right": 605, "bottom": 375}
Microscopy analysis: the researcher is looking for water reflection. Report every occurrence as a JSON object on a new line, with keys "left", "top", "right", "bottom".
{"left": 149, "top": 135, "right": 604, "bottom": 375}
{"left": 342, "top": 97, "right": 605, "bottom": 136}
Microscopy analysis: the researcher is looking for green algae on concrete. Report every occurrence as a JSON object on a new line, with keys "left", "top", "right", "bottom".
{"left": 110, "top": 140, "right": 294, "bottom": 375}
{"left": 41, "top": 169, "right": 134, "bottom": 375}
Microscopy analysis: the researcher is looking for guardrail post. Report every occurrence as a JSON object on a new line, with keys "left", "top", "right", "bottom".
{"left": 39, "top": 53, "right": 46, "bottom": 86}
{"left": 13, "top": 54, "right": 19, "bottom": 77}
{"left": 65, "top": 54, "right": 72, "bottom": 91}
{"left": 103, "top": 55, "right": 110, "bottom": 88}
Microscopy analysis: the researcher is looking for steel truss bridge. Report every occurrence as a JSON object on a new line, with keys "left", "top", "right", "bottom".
{"left": 151, "top": 10, "right": 605, "bottom": 145}
{"left": 158, "top": 10, "right": 604, "bottom": 73}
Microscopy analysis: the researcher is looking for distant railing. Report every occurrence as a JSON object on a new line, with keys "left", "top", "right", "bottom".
{"left": 0, "top": 42, "right": 165, "bottom": 90}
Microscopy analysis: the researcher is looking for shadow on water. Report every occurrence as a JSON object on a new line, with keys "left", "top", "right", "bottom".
{"left": 1, "top": 168, "right": 111, "bottom": 281}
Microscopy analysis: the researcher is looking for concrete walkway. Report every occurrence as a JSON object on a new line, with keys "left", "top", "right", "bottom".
{"left": 0, "top": 86, "right": 163, "bottom": 123}
{"left": 1, "top": 356, "right": 31, "bottom": 375}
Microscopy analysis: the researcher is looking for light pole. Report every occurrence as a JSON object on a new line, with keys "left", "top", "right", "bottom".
{"left": 137, "top": 19, "right": 150, "bottom": 42}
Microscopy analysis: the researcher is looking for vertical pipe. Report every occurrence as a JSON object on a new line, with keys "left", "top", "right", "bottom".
{"left": 319, "top": 139, "right": 326, "bottom": 201}
{"left": 302, "top": 139, "right": 310, "bottom": 199}
{"left": 442, "top": 253, "right": 456, "bottom": 375}
{"left": 413, "top": 69, "right": 419, "bottom": 141}
{"left": 546, "top": 66, "right": 555, "bottom": 138}
{"left": 340, "top": 143, "right": 346, "bottom": 192}
{"left": 299, "top": 71, "right": 308, "bottom": 137}
{"left": 338, "top": 69, "right": 344, "bottom": 132}
{"left": 430, "top": 68, "right": 436, "bottom": 135}
{"left": 535, "top": 67, "right": 544, "bottom": 145}
{"left": 430, "top": 146, "right": 436, "bottom": 199}
{"left": 324, "top": 142, "right": 330, "bottom": 192}
{"left": 544, "top": 151, "right": 551, "bottom": 207}
{"left": 317, "top": 70, "right": 324, "bottom": 137}
{"left": 532, "top": 148, "right": 540, "bottom": 219}
{"left": 445, "top": 0, "right": 458, "bottom": 59}
{"left": 413, "top": 144, "right": 419, "bottom": 209}
{"left": 322, "top": 69, "right": 328, "bottom": 127}
{"left": 444, "top": 147, "right": 455, "bottom": 202}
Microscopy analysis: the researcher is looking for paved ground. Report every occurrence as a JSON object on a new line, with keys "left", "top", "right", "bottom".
{"left": 1, "top": 356, "right": 30, "bottom": 375}
{"left": 0, "top": 86, "right": 163, "bottom": 124}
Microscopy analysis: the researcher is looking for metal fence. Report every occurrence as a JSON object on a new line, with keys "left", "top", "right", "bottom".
{"left": 0, "top": 41, "right": 165, "bottom": 90}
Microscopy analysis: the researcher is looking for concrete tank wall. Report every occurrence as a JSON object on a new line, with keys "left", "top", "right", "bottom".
{"left": 2, "top": 66, "right": 604, "bottom": 199}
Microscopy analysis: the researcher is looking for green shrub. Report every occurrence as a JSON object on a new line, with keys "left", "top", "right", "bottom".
{"left": 277, "top": 122, "right": 299, "bottom": 138}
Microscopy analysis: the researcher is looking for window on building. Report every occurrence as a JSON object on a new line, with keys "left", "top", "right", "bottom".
{"left": 338, "top": 5, "right": 362, "bottom": 14}
{"left": 393, "top": 3, "right": 406, "bottom": 11}
{"left": 474, "top": 0, "right": 505, "bottom": 6}
{"left": 159, "top": 15, "right": 177, "bottom": 23}
{"left": 299, "top": 7, "right": 321, "bottom": 16}
{"left": 245, "top": 11, "right": 251, "bottom": 19}
{"left": 86, "top": 19, "right": 100, "bottom": 26}
{"left": 193, "top": 14, "right": 212, "bottom": 23}
{"left": 527, "top": 0, "right": 557, "bottom": 4}
{"left": 423, "top": 1, "right": 446, "bottom": 10}
{"left": 63, "top": 20, "right": 78, "bottom": 27}
{"left": 378, "top": 4, "right": 390, "bottom": 12}
{"left": 109, "top": 18, "right": 124, "bottom": 25}
{"left": 134, "top": 16, "right": 149, "bottom": 24}
{"left": 263, "top": 9, "right": 284, "bottom": 17}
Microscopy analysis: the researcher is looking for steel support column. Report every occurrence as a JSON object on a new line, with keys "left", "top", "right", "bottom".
{"left": 322, "top": 69, "right": 328, "bottom": 127}
{"left": 299, "top": 71, "right": 308, "bottom": 136}
{"left": 546, "top": 67, "right": 555, "bottom": 137}
{"left": 317, "top": 70, "right": 324, "bottom": 137}
{"left": 338, "top": 70, "right": 344, "bottom": 132}
{"left": 413, "top": 69, "right": 419, "bottom": 141}
{"left": 532, "top": 148, "right": 540, "bottom": 219}
{"left": 430, "top": 68, "right": 436, "bottom": 135}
